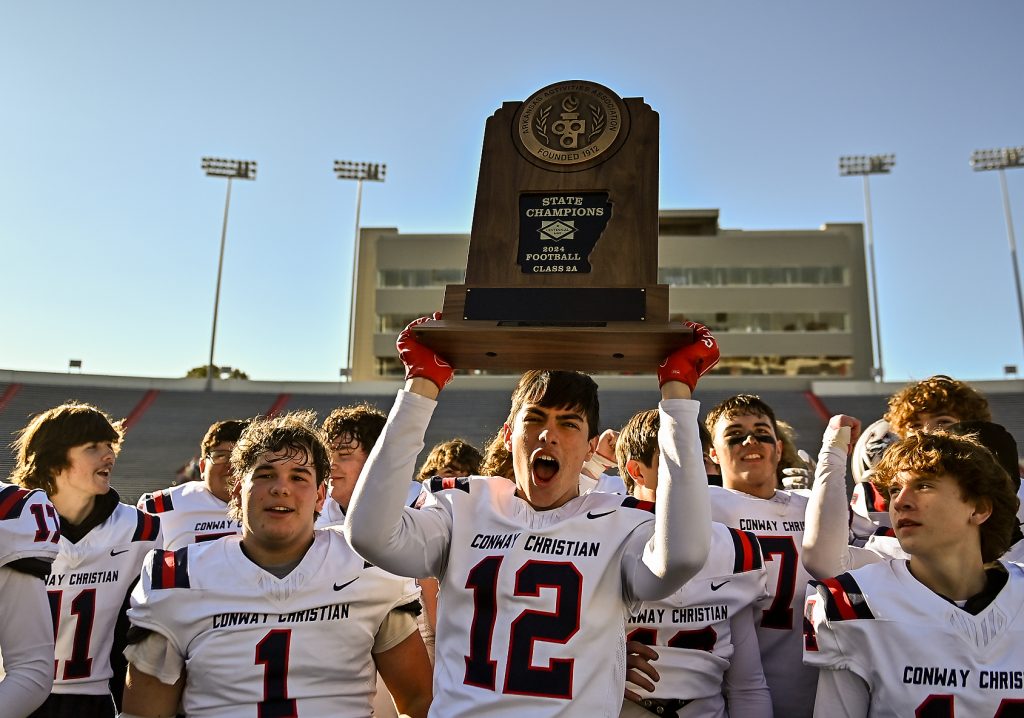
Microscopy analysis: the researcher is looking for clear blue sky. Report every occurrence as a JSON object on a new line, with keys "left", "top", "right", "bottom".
{"left": 2, "top": 1, "right": 1022, "bottom": 383}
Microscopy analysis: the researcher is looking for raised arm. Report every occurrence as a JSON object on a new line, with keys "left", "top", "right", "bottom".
{"left": 627, "top": 322, "right": 718, "bottom": 600}
{"left": 802, "top": 416, "right": 883, "bottom": 579}
{"left": 345, "top": 315, "right": 454, "bottom": 578}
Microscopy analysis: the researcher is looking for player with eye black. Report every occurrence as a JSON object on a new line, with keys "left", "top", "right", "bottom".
{"left": 11, "top": 402, "right": 162, "bottom": 718}
{"left": 704, "top": 394, "right": 817, "bottom": 718}
{"left": 345, "top": 314, "right": 718, "bottom": 717}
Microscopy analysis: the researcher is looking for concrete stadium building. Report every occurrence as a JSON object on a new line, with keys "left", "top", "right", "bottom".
{"left": 355, "top": 209, "right": 873, "bottom": 382}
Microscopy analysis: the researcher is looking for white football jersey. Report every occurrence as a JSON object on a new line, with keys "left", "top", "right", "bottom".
{"left": 0, "top": 481, "right": 61, "bottom": 567}
{"left": 805, "top": 560, "right": 1024, "bottom": 717}
{"left": 422, "top": 476, "right": 658, "bottom": 718}
{"left": 138, "top": 482, "right": 241, "bottom": 550}
{"left": 626, "top": 522, "right": 768, "bottom": 704}
{"left": 48, "top": 502, "right": 161, "bottom": 695}
{"left": 709, "top": 485, "right": 816, "bottom": 718}
{"left": 128, "top": 528, "right": 418, "bottom": 718}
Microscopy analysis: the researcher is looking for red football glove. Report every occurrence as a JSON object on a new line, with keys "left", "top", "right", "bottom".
{"left": 657, "top": 321, "right": 720, "bottom": 390}
{"left": 396, "top": 313, "right": 454, "bottom": 390}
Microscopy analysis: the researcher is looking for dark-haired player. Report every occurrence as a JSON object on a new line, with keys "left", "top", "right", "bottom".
{"left": 0, "top": 481, "right": 60, "bottom": 716}
{"left": 704, "top": 394, "right": 817, "bottom": 718}
{"left": 11, "top": 402, "right": 162, "bottom": 718}
{"left": 122, "top": 411, "right": 432, "bottom": 718}
{"left": 138, "top": 419, "right": 248, "bottom": 549}
{"left": 346, "top": 315, "right": 718, "bottom": 717}
{"left": 616, "top": 409, "right": 771, "bottom": 718}
{"left": 804, "top": 431, "right": 1024, "bottom": 716}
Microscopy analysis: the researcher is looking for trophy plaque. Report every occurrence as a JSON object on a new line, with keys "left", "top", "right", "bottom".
{"left": 413, "top": 80, "right": 692, "bottom": 371}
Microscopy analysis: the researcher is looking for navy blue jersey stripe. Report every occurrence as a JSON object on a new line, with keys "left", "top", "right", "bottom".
{"left": 729, "top": 528, "right": 764, "bottom": 573}
{"left": 620, "top": 496, "right": 656, "bottom": 514}
{"left": 0, "top": 485, "right": 33, "bottom": 520}
{"left": 812, "top": 573, "right": 874, "bottom": 622}
{"left": 151, "top": 547, "right": 190, "bottom": 590}
{"left": 132, "top": 511, "right": 161, "bottom": 542}
{"left": 427, "top": 476, "right": 471, "bottom": 494}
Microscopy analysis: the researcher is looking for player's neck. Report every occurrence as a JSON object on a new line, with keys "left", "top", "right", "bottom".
{"left": 241, "top": 534, "right": 316, "bottom": 572}
{"left": 722, "top": 473, "right": 776, "bottom": 500}
{"left": 50, "top": 489, "right": 97, "bottom": 526}
{"left": 907, "top": 550, "right": 987, "bottom": 601}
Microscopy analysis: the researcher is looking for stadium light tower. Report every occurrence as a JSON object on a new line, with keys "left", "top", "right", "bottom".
{"left": 971, "top": 147, "right": 1024, "bottom": 359}
{"left": 334, "top": 160, "right": 386, "bottom": 381}
{"left": 840, "top": 153, "right": 895, "bottom": 383}
{"left": 201, "top": 157, "right": 257, "bottom": 391}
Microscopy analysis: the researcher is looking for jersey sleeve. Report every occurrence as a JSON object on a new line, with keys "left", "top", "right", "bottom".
{"left": 127, "top": 548, "right": 193, "bottom": 662}
{"left": 372, "top": 607, "right": 419, "bottom": 654}
{"left": 802, "top": 576, "right": 872, "bottom": 682}
{"left": 0, "top": 485, "right": 60, "bottom": 567}
{"left": 0, "top": 565, "right": 55, "bottom": 716}
{"left": 122, "top": 629, "right": 185, "bottom": 685}
{"left": 624, "top": 398, "right": 711, "bottom": 602}
{"left": 346, "top": 390, "right": 455, "bottom": 580}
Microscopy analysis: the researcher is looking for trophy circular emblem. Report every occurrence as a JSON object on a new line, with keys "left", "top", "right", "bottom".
{"left": 514, "top": 80, "right": 629, "bottom": 170}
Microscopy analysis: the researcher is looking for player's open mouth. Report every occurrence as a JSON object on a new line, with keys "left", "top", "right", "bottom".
{"left": 96, "top": 469, "right": 111, "bottom": 478}
{"left": 532, "top": 454, "right": 559, "bottom": 482}
{"left": 895, "top": 519, "right": 920, "bottom": 529}
{"left": 740, "top": 453, "right": 763, "bottom": 462}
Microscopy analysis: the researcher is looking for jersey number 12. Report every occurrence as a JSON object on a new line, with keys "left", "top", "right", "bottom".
{"left": 464, "top": 556, "right": 581, "bottom": 699}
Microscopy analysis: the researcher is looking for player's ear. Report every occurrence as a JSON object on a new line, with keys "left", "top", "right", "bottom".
{"left": 315, "top": 480, "right": 327, "bottom": 514}
{"left": 708, "top": 445, "right": 722, "bottom": 466}
{"left": 502, "top": 423, "right": 512, "bottom": 451}
{"left": 587, "top": 434, "right": 599, "bottom": 457}
{"left": 625, "top": 459, "right": 644, "bottom": 486}
{"left": 970, "top": 496, "right": 993, "bottom": 526}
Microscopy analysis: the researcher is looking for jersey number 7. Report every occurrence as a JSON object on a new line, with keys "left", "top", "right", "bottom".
{"left": 464, "top": 556, "right": 581, "bottom": 699}
{"left": 757, "top": 536, "right": 799, "bottom": 630}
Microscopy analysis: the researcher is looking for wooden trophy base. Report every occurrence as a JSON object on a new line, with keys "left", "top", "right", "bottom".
{"left": 412, "top": 320, "right": 693, "bottom": 372}
{"left": 413, "top": 282, "right": 692, "bottom": 371}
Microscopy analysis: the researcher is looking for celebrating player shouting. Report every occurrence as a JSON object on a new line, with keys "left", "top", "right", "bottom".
{"left": 346, "top": 315, "right": 718, "bottom": 717}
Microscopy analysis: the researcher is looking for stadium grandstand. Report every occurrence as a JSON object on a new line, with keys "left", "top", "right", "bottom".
{"left": 3, "top": 369, "right": 1023, "bottom": 504}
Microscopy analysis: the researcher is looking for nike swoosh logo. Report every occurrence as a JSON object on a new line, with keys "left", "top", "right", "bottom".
{"left": 710, "top": 580, "right": 731, "bottom": 591}
{"left": 110, "top": 549, "right": 129, "bottom": 557}
{"left": 334, "top": 577, "right": 359, "bottom": 591}
{"left": 587, "top": 510, "right": 616, "bottom": 519}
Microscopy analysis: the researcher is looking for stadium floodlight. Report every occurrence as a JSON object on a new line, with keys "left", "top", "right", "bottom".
{"left": 839, "top": 154, "right": 895, "bottom": 177}
{"left": 971, "top": 147, "right": 1024, "bottom": 360}
{"left": 201, "top": 157, "right": 257, "bottom": 391}
{"left": 839, "top": 153, "right": 895, "bottom": 383}
{"left": 334, "top": 160, "right": 387, "bottom": 381}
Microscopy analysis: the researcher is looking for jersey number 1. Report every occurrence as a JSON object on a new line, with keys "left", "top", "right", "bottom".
{"left": 256, "top": 629, "right": 297, "bottom": 718}
{"left": 464, "top": 556, "right": 581, "bottom": 699}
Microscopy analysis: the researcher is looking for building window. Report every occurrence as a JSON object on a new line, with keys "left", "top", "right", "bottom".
{"left": 677, "top": 312, "right": 849, "bottom": 333}
{"left": 658, "top": 266, "right": 846, "bottom": 287}
{"left": 379, "top": 268, "right": 466, "bottom": 288}
{"left": 708, "top": 356, "right": 852, "bottom": 377}
{"left": 378, "top": 315, "right": 422, "bottom": 333}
